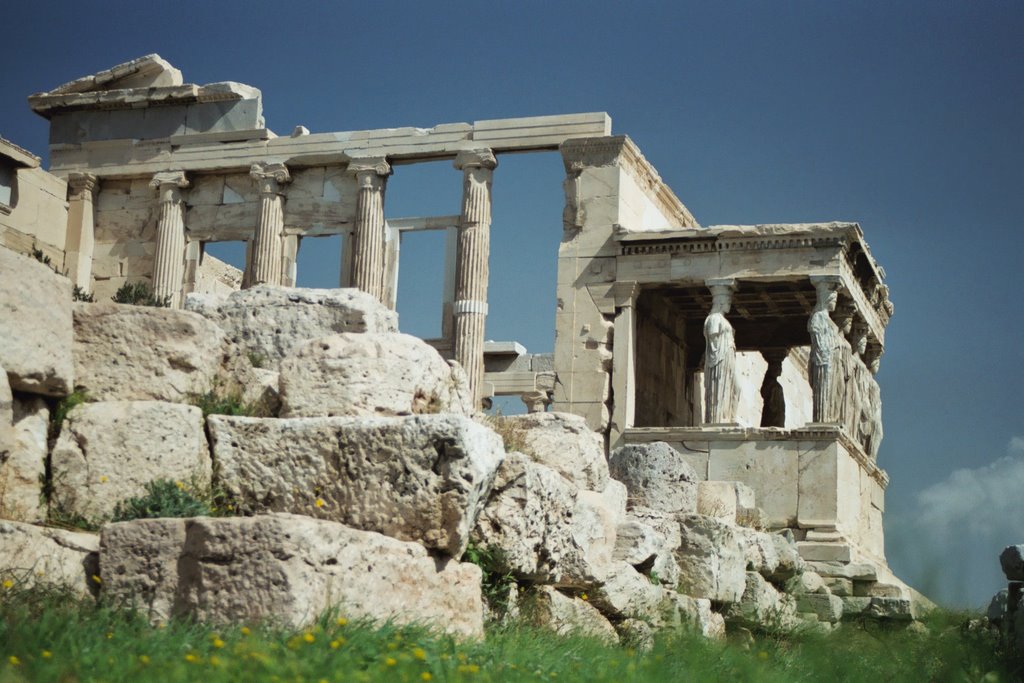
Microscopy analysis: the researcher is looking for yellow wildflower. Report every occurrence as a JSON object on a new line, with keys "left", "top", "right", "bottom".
{"left": 139, "top": 655, "right": 150, "bottom": 664}
{"left": 387, "top": 642, "right": 398, "bottom": 651}
{"left": 335, "top": 616, "right": 348, "bottom": 627}
{"left": 385, "top": 657, "right": 397, "bottom": 667}
{"left": 8, "top": 656, "right": 20, "bottom": 666}
{"left": 92, "top": 575, "right": 102, "bottom": 585}
{"left": 185, "top": 653, "right": 199, "bottom": 663}
{"left": 413, "top": 647, "right": 427, "bottom": 661}
{"left": 41, "top": 650, "right": 52, "bottom": 659}
{"left": 175, "top": 481, "right": 185, "bottom": 489}
{"left": 315, "top": 498, "right": 326, "bottom": 508}
{"left": 240, "top": 626, "right": 251, "bottom": 636}
{"left": 99, "top": 476, "right": 108, "bottom": 483}
{"left": 209, "top": 656, "right": 222, "bottom": 667}
{"left": 212, "top": 637, "right": 225, "bottom": 649}
{"left": 105, "top": 631, "right": 113, "bottom": 639}
{"left": 421, "top": 673, "right": 433, "bottom": 681}
{"left": 758, "top": 651, "right": 769, "bottom": 660}
{"left": 303, "top": 632, "right": 315, "bottom": 643}
{"left": 580, "top": 593, "right": 588, "bottom": 601}
{"left": 1, "top": 580, "right": 12, "bottom": 589}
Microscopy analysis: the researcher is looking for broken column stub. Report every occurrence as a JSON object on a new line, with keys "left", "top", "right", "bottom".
{"left": 0, "top": 248, "right": 74, "bottom": 396}
{"left": 184, "top": 285, "right": 398, "bottom": 368}
{"left": 209, "top": 414, "right": 503, "bottom": 557}
{"left": 609, "top": 441, "right": 698, "bottom": 514}
{"left": 278, "top": 332, "right": 474, "bottom": 418}
{"left": 100, "top": 514, "right": 484, "bottom": 636}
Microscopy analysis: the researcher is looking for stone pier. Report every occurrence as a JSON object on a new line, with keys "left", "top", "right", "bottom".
{"left": 64, "top": 173, "right": 98, "bottom": 293}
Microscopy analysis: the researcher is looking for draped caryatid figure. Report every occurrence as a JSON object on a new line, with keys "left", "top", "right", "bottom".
{"left": 703, "top": 281, "right": 737, "bottom": 424}
{"left": 808, "top": 278, "right": 845, "bottom": 423}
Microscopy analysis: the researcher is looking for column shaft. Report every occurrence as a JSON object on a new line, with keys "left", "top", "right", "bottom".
{"left": 452, "top": 149, "right": 497, "bottom": 408}
{"left": 350, "top": 158, "right": 391, "bottom": 301}
{"left": 65, "top": 173, "right": 98, "bottom": 292}
{"left": 249, "top": 163, "right": 291, "bottom": 287}
{"left": 150, "top": 171, "right": 189, "bottom": 307}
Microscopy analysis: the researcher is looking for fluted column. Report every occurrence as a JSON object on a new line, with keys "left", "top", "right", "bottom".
{"left": 65, "top": 173, "right": 98, "bottom": 292}
{"left": 249, "top": 162, "right": 291, "bottom": 287}
{"left": 149, "top": 170, "right": 189, "bottom": 307}
{"left": 452, "top": 149, "right": 497, "bottom": 408}
{"left": 348, "top": 157, "right": 392, "bottom": 302}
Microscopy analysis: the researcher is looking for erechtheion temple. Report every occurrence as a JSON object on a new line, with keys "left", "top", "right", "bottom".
{"left": 1, "top": 54, "right": 925, "bottom": 633}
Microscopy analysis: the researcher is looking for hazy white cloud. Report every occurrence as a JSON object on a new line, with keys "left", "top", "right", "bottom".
{"left": 888, "top": 437, "right": 1024, "bottom": 608}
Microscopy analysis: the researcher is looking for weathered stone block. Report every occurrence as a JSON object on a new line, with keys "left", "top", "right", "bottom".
{"left": 723, "top": 572, "right": 800, "bottom": 632}
{"left": 184, "top": 286, "right": 397, "bottom": 367}
{"left": 505, "top": 412, "right": 608, "bottom": 491}
{"left": 0, "top": 520, "right": 98, "bottom": 597}
{"left": 796, "top": 592, "right": 844, "bottom": 623}
{"left": 736, "top": 528, "right": 781, "bottom": 576}
{"left": 796, "top": 541, "right": 852, "bottom": 563}
{"left": 51, "top": 401, "right": 211, "bottom": 522}
{"left": 72, "top": 303, "right": 226, "bottom": 402}
{"left": 100, "top": 514, "right": 483, "bottom": 636}
{"left": 0, "top": 248, "right": 74, "bottom": 395}
{"left": 472, "top": 453, "right": 614, "bottom": 587}
{"left": 279, "top": 333, "right": 473, "bottom": 418}
{"left": 609, "top": 441, "right": 698, "bottom": 514}
{"left": 211, "top": 414, "right": 503, "bottom": 557}
{"left": 0, "top": 397, "right": 48, "bottom": 522}
{"left": 675, "top": 514, "right": 746, "bottom": 603}
{"left": 524, "top": 586, "right": 618, "bottom": 643}
{"left": 697, "top": 480, "right": 755, "bottom": 522}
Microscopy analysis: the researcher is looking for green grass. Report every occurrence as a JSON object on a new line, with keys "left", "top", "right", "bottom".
{"left": 0, "top": 586, "right": 1019, "bottom": 682}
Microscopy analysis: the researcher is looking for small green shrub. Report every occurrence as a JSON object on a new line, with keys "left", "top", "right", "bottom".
{"left": 189, "top": 389, "right": 259, "bottom": 418}
{"left": 72, "top": 285, "right": 95, "bottom": 302}
{"left": 246, "top": 352, "right": 267, "bottom": 369}
{"left": 47, "top": 390, "right": 89, "bottom": 442}
{"left": 463, "top": 541, "right": 517, "bottom": 618}
{"left": 111, "top": 282, "right": 171, "bottom": 307}
{"left": 111, "top": 479, "right": 212, "bottom": 522}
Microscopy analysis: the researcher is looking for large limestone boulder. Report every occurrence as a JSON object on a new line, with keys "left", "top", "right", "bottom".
{"left": 101, "top": 514, "right": 483, "bottom": 636}
{"left": 674, "top": 514, "right": 747, "bottom": 603}
{"left": 184, "top": 286, "right": 398, "bottom": 368}
{"left": 0, "top": 397, "right": 48, "bottom": 522}
{"left": 210, "top": 414, "right": 503, "bottom": 556}
{"left": 723, "top": 572, "right": 801, "bottom": 632}
{"left": 0, "top": 520, "right": 99, "bottom": 597}
{"left": 0, "top": 248, "right": 74, "bottom": 395}
{"left": 472, "top": 453, "right": 615, "bottom": 587}
{"left": 51, "top": 401, "right": 211, "bottom": 522}
{"left": 279, "top": 333, "right": 473, "bottom": 418}
{"left": 589, "top": 562, "right": 671, "bottom": 622}
{"left": 72, "top": 303, "right": 226, "bottom": 402}
{"left": 523, "top": 585, "right": 619, "bottom": 643}
{"left": 502, "top": 412, "right": 609, "bottom": 491}
{"left": 736, "top": 528, "right": 781, "bottom": 576}
{"left": 608, "top": 442, "right": 698, "bottom": 514}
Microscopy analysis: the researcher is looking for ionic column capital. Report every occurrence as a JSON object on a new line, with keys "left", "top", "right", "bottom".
{"left": 348, "top": 156, "right": 391, "bottom": 192}
{"left": 453, "top": 148, "right": 497, "bottom": 172}
{"left": 67, "top": 172, "right": 98, "bottom": 200}
{"left": 250, "top": 162, "right": 291, "bottom": 195}
{"left": 150, "top": 170, "right": 189, "bottom": 203}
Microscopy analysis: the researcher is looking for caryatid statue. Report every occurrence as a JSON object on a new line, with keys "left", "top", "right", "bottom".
{"left": 808, "top": 277, "right": 845, "bottom": 423}
{"left": 703, "top": 280, "right": 738, "bottom": 424}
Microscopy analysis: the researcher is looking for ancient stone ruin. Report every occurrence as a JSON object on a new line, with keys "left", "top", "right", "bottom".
{"left": 0, "top": 54, "right": 931, "bottom": 641}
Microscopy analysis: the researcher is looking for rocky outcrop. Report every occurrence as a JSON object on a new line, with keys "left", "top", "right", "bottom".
{"left": 0, "top": 249, "right": 74, "bottom": 395}
{"left": 72, "top": 303, "right": 226, "bottom": 402}
{"left": 504, "top": 412, "right": 609, "bottom": 491}
{"left": 608, "top": 442, "right": 698, "bottom": 514}
{"left": 0, "top": 520, "right": 99, "bottom": 597}
{"left": 471, "top": 453, "right": 615, "bottom": 587}
{"left": 210, "top": 414, "right": 503, "bottom": 556}
{"left": 0, "top": 397, "right": 48, "bottom": 522}
{"left": 184, "top": 286, "right": 398, "bottom": 368}
{"left": 100, "top": 514, "right": 483, "bottom": 636}
{"left": 51, "top": 401, "right": 211, "bottom": 522}
{"left": 279, "top": 333, "right": 473, "bottom": 418}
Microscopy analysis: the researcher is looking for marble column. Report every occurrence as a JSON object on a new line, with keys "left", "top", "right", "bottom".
{"left": 348, "top": 157, "right": 391, "bottom": 302}
{"left": 703, "top": 279, "right": 738, "bottom": 425}
{"left": 249, "top": 162, "right": 291, "bottom": 287}
{"left": 610, "top": 281, "right": 640, "bottom": 450}
{"left": 760, "top": 349, "right": 788, "bottom": 428}
{"left": 149, "top": 170, "right": 190, "bottom": 307}
{"left": 452, "top": 149, "right": 497, "bottom": 408}
{"left": 65, "top": 173, "right": 98, "bottom": 293}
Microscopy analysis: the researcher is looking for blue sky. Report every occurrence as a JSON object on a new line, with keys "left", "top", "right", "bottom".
{"left": 3, "top": 1, "right": 1022, "bottom": 608}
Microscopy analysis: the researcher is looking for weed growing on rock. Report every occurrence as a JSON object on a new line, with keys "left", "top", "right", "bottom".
{"left": 111, "top": 479, "right": 212, "bottom": 522}
{"left": 189, "top": 389, "right": 259, "bottom": 418}
{"left": 111, "top": 282, "right": 171, "bottom": 307}
{"left": 482, "top": 415, "right": 532, "bottom": 456}
{"left": 463, "top": 542, "right": 517, "bottom": 618}
{"left": 47, "top": 390, "right": 90, "bottom": 443}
